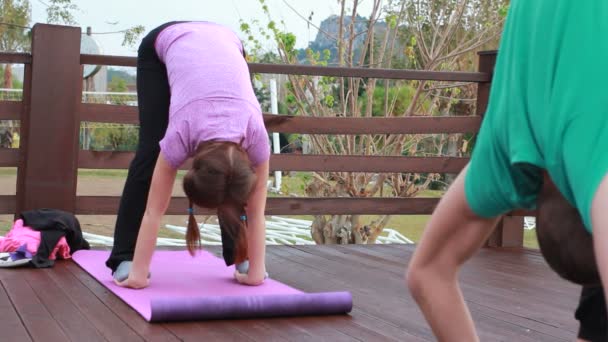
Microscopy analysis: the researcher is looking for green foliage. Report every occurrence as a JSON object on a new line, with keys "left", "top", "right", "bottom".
{"left": 0, "top": 0, "right": 145, "bottom": 54}
{"left": 108, "top": 76, "right": 127, "bottom": 92}
{"left": 107, "top": 68, "right": 135, "bottom": 85}
{"left": 254, "top": 84, "right": 271, "bottom": 112}
{"left": 45, "top": 0, "right": 79, "bottom": 25}
{"left": 121, "top": 25, "right": 145, "bottom": 47}
{"left": 86, "top": 124, "right": 139, "bottom": 151}
{"left": 498, "top": 4, "right": 510, "bottom": 18}
{"left": 364, "top": 84, "right": 417, "bottom": 117}
{"left": 276, "top": 32, "right": 297, "bottom": 56}
{"left": 0, "top": 0, "right": 31, "bottom": 52}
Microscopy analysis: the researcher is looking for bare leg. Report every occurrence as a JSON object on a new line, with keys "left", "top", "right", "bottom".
{"left": 407, "top": 165, "right": 500, "bottom": 341}
{"left": 591, "top": 175, "right": 608, "bottom": 340}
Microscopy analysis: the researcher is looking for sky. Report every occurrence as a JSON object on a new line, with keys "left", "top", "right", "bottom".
{"left": 30, "top": 0, "right": 375, "bottom": 56}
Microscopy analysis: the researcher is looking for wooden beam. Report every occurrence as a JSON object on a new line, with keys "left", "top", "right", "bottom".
{"left": 0, "top": 101, "right": 22, "bottom": 120}
{"left": 75, "top": 196, "right": 440, "bottom": 215}
{"left": 0, "top": 149, "right": 19, "bottom": 167}
{"left": 78, "top": 150, "right": 468, "bottom": 173}
{"left": 79, "top": 54, "right": 490, "bottom": 82}
{"left": 16, "top": 24, "right": 82, "bottom": 213}
{"left": 0, "top": 52, "right": 32, "bottom": 64}
{"left": 78, "top": 103, "right": 482, "bottom": 134}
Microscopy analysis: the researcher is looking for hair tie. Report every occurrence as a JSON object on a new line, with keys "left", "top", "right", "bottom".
{"left": 240, "top": 215, "right": 247, "bottom": 222}
{"left": 188, "top": 207, "right": 194, "bottom": 215}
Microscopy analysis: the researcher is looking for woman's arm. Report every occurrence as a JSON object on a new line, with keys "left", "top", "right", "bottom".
{"left": 235, "top": 160, "right": 269, "bottom": 286}
{"left": 116, "top": 154, "right": 177, "bottom": 289}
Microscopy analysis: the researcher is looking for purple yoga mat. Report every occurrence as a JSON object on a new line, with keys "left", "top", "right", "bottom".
{"left": 72, "top": 250, "right": 352, "bottom": 322}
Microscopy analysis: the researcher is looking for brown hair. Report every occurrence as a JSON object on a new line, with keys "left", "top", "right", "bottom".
{"left": 536, "top": 176, "right": 600, "bottom": 286}
{"left": 182, "top": 141, "right": 257, "bottom": 263}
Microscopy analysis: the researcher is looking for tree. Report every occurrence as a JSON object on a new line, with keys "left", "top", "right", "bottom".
{"left": 0, "top": 0, "right": 30, "bottom": 87}
{"left": 244, "top": 0, "right": 507, "bottom": 244}
{"left": 41, "top": 0, "right": 145, "bottom": 47}
{"left": 108, "top": 76, "right": 128, "bottom": 92}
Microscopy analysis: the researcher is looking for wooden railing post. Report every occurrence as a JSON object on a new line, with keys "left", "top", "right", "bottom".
{"left": 15, "top": 24, "right": 82, "bottom": 214}
{"left": 475, "top": 50, "right": 525, "bottom": 248}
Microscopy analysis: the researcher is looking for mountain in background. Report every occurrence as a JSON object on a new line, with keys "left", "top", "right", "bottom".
{"left": 107, "top": 68, "right": 135, "bottom": 85}
{"left": 297, "top": 14, "right": 398, "bottom": 65}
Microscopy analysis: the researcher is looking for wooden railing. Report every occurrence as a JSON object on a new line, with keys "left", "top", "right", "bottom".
{"left": 0, "top": 23, "right": 526, "bottom": 247}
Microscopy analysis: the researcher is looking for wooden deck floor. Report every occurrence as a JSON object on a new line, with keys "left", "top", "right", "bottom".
{"left": 1, "top": 245, "right": 579, "bottom": 341}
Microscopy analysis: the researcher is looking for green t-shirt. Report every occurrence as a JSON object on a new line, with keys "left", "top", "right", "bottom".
{"left": 465, "top": 0, "right": 608, "bottom": 232}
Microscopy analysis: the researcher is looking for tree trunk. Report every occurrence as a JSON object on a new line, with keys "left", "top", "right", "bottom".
{"left": 4, "top": 64, "right": 12, "bottom": 88}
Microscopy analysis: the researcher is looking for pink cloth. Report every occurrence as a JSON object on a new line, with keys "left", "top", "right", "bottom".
{"left": 0, "top": 219, "right": 71, "bottom": 260}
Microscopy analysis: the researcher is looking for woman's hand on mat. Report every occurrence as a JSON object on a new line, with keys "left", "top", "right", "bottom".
{"left": 234, "top": 269, "right": 265, "bottom": 286}
{"left": 114, "top": 274, "right": 150, "bottom": 289}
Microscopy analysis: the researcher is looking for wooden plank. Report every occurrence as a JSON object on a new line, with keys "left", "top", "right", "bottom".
{"left": 249, "top": 63, "right": 490, "bottom": 82}
{"left": 81, "top": 54, "right": 137, "bottom": 67}
{"left": 15, "top": 62, "right": 31, "bottom": 220}
{"left": 510, "top": 209, "right": 537, "bottom": 216}
{"left": 75, "top": 196, "right": 440, "bottom": 215}
{"left": 475, "top": 51, "right": 496, "bottom": 117}
{"left": 264, "top": 115, "right": 482, "bottom": 134}
{"left": 78, "top": 103, "right": 139, "bottom": 124}
{"left": 277, "top": 245, "right": 575, "bottom": 341}
{"left": 78, "top": 150, "right": 135, "bottom": 169}
{"left": 62, "top": 261, "right": 179, "bottom": 341}
{"left": 0, "top": 279, "right": 31, "bottom": 342}
{"left": 22, "top": 269, "right": 107, "bottom": 342}
{"left": 16, "top": 24, "right": 82, "bottom": 214}
{"left": 0, "top": 195, "right": 16, "bottom": 214}
{"left": 0, "top": 101, "right": 21, "bottom": 120}
{"left": 0, "top": 245, "right": 579, "bottom": 341}
{"left": 269, "top": 155, "right": 467, "bottom": 173}
{"left": 46, "top": 262, "right": 149, "bottom": 341}
{"left": 1, "top": 271, "right": 69, "bottom": 341}
{"left": 376, "top": 245, "right": 577, "bottom": 338}
{"left": 79, "top": 54, "right": 489, "bottom": 82}
{"left": 198, "top": 320, "right": 291, "bottom": 342}
{"left": 77, "top": 103, "right": 482, "bottom": 134}
{"left": 0, "top": 148, "right": 19, "bottom": 167}
{"left": 0, "top": 52, "right": 32, "bottom": 64}
{"left": 265, "top": 246, "right": 432, "bottom": 340}
{"left": 165, "top": 322, "right": 254, "bottom": 342}
{"left": 487, "top": 216, "right": 525, "bottom": 248}
{"left": 78, "top": 150, "right": 468, "bottom": 173}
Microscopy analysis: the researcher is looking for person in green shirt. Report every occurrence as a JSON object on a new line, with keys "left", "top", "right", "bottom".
{"left": 406, "top": 1, "right": 608, "bottom": 340}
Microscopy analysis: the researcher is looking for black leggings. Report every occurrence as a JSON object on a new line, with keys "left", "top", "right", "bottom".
{"left": 105, "top": 22, "right": 238, "bottom": 272}
{"left": 576, "top": 286, "right": 607, "bottom": 342}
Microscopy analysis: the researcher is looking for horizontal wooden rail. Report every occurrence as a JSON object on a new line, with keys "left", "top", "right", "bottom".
{"left": 78, "top": 103, "right": 138, "bottom": 124}
{"left": 81, "top": 54, "right": 136, "bottom": 67}
{"left": 75, "top": 196, "right": 440, "bottom": 215}
{"left": 0, "top": 194, "right": 534, "bottom": 217}
{"left": 0, "top": 149, "right": 19, "bottom": 167}
{"left": 270, "top": 155, "right": 468, "bottom": 173}
{"left": 78, "top": 150, "right": 468, "bottom": 173}
{"left": 263, "top": 115, "right": 482, "bottom": 134}
{"left": 0, "top": 101, "right": 22, "bottom": 120}
{"left": 0, "top": 53, "right": 32, "bottom": 64}
{"left": 248, "top": 64, "right": 490, "bottom": 82}
{"left": 0, "top": 195, "right": 16, "bottom": 214}
{"left": 80, "top": 54, "right": 490, "bottom": 82}
{"left": 78, "top": 104, "right": 482, "bottom": 134}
